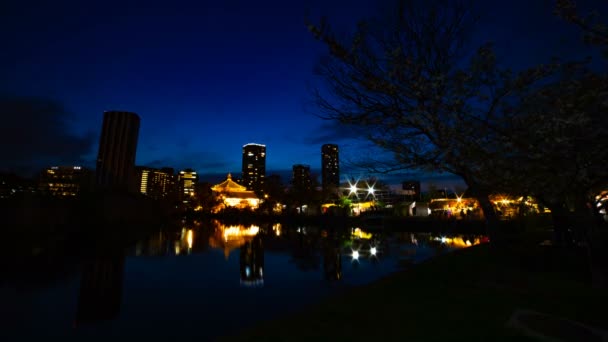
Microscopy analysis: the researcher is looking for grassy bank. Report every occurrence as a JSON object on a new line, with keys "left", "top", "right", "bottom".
{"left": 223, "top": 242, "right": 606, "bottom": 341}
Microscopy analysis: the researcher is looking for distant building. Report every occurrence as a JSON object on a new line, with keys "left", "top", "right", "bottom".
{"left": 136, "top": 166, "right": 176, "bottom": 200}
{"left": 95, "top": 111, "right": 140, "bottom": 193}
{"left": 178, "top": 169, "right": 198, "bottom": 202}
{"left": 0, "top": 173, "right": 37, "bottom": 199}
{"left": 402, "top": 180, "right": 421, "bottom": 201}
{"left": 39, "top": 166, "right": 92, "bottom": 197}
{"left": 321, "top": 144, "right": 339, "bottom": 191}
{"left": 211, "top": 173, "right": 259, "bottom": 210}
{"left": 242, "top": 143, "right": 266, "bottom": 192}
{"left": 292, "top": 164, "right": 312, "bottom": 192}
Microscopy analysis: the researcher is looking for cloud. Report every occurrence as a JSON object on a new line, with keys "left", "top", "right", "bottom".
{"left": 304, "top": 121, "right": 367, "bottom": 145}
{"left": 0, "top": 96, "right": 96, "bottom": 175}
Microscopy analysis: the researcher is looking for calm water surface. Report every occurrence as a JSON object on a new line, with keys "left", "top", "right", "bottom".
{"left": 1, "top": 219, "right": 485, "bottom": 341}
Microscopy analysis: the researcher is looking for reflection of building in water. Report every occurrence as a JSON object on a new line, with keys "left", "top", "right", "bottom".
{"left": 75, "top": 254, "right": 125, "bottom": 325}
{"left": 131, "top": 225, "right": 211, "bottom": 257}
{"left": 430, "top": 234, "right": 485, "bottom": 248}
{"left": 174, "top": 228, "right": 194, "bottom": 255}
{"left": 208, "top": 220, "right": 260, "bottom": 259}
{"left": 211, "top": 173, "right": 259, "bottom": 211}
{"left": 323, "top": 239, "right": 342, "bottom": 281}
{"left": 240, "top": 235, "right": 264, "bottom": 287}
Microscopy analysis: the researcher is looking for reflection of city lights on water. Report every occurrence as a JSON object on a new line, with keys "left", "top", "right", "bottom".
{"left": 352, "top": 228, "right": 373, "bottom": 240}
{"left": 433, "top": 235, "right": 482, "bottom": 248}
{"left": 272, "top": 223, "right": 281, "bottom": 236}
{"left": 187, "top": 229, "right": 193, "bottom": 250}
{"left": 223, "top": 225, "right": 259, "bottom": 241}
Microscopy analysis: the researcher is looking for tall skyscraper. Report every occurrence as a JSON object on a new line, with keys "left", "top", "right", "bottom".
{"left": 95, "top": 111, "right": 140, "bottom": 193}
{"left": 321, "top": 144, "right": 339, "bottom": 191}
{"left": 292, "top": 164, "right": 312, "bottom": 192}
{"left": 242, "top": 143, "right": 266, "bottom": 192}
{"left": 178, "top": 169, "right": 198, "bottom": 202}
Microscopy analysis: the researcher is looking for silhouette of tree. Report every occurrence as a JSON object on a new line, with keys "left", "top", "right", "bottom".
{"left": 307, "top": 0, "right": 555, "bottom": 236}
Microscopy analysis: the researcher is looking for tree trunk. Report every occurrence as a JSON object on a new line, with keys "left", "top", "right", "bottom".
{"left": 463, "top": 179, "right": 500, "bottom": 244}
{"left": 548, "top": 203, "right": 571, "bottom": 247}
{"left": 476, "top": 192, "right": 501, "bottom": 244}
{"left": 572, "top": 196, "right": 607, "bottom": 289}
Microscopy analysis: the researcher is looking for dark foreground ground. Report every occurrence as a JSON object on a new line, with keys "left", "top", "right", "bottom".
{"left": 222, "top": 240, "right": 607, "bottom": 341}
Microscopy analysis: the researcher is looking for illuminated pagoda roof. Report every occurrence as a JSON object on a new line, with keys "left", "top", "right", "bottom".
{"left": 212, "top": 173, "right": 253, "bottom": 194}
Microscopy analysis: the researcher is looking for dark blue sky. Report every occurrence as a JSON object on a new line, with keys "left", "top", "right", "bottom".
{"left": 0, "top": 0, "right": 603, "bottom": 185}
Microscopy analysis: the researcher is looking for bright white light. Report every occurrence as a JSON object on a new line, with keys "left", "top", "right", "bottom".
{"left": 368, "top": 186, "right": 375, "bottom": 195}
{"left": 352, "top": 250, "right": 360, "bottom": 260}
{"left": 370, "top": 247, "right": 377, "bottom": 255}
{"left": 440, "top": 236, "right": 448, "bottom": 244}
{"left": 350, "top": 184, "right": 358, "bottom": 194}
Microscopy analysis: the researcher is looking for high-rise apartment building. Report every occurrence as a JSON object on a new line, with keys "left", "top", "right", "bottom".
{"left": 321, "top": 144, "right": 339, "bottom": 191}
{"left": 136, "top": 166, "right": 176, "bottom": 200}
{"left": 95, "top": 111, "right": 140, "bottom": 193}
{"left": 178, "top": 168, "right": 198, "bottom": 202}
{"left": 242, "top": 143, "right": 266, "bottom": 192}
{"left": 292, "top": 164, "right": 312, "bottom": 192}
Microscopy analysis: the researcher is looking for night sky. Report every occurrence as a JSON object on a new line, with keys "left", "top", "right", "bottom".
{"left": 0, "top": 0, "right": 603, "bottom": 186}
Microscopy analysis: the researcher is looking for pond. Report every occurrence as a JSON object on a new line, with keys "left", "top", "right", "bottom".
{"left": 1, "top": 219, "right": 487, "bottom": 341}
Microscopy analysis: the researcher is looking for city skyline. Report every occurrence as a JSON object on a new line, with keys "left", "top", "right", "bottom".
{"left": 2, "top": 0, "right": 602, "bottom": 187}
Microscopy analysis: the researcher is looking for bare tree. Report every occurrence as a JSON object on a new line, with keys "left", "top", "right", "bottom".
{"left": 308, "top": 0, "right": 553, "bottom": 234}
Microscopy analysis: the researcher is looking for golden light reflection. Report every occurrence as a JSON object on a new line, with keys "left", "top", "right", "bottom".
{"left": 352, "top": 227, "right": 373, "bottom": 240}
{"left": 208, "top": 220, "right": 261, "bottom": 259}
{"left": 187, "top": 229, "right": 193, "bottom": 250}
{"left": 432, "top": 236, "right": 482, "bottom": 248}
{"left": 223, "top": 225, "right": 259, "bottom": 241}
{"left": 272, "top": 223, "right": 282, "bottom": 236}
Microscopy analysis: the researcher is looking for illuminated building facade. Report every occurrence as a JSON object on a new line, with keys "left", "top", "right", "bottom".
{"left": 211, "top": 173, "right": 259, "bottom": 210}
{"left": 95, "top": 111, "right": 140, "bottom": 193}
{"left": 178, "top": 168, "right": 197, "bottom": 202}
{"left": 39, "top": 166, "right": 92, "bottom": 197}
{"left": 292, "top": 164, "right": 312, "bottom": 192}
{"left": 242, "top": 143, "right": 266, "bottom": 192}
{"left": 321, "top": 144, "right": 339, "bottom": 191}
{"left": 136, "top": 166, "right": 176, "bottom": 200}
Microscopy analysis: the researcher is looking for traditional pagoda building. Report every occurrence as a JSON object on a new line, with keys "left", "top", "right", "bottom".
{"left": 211, "top": 173, "right": 260, "bottom": 210}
